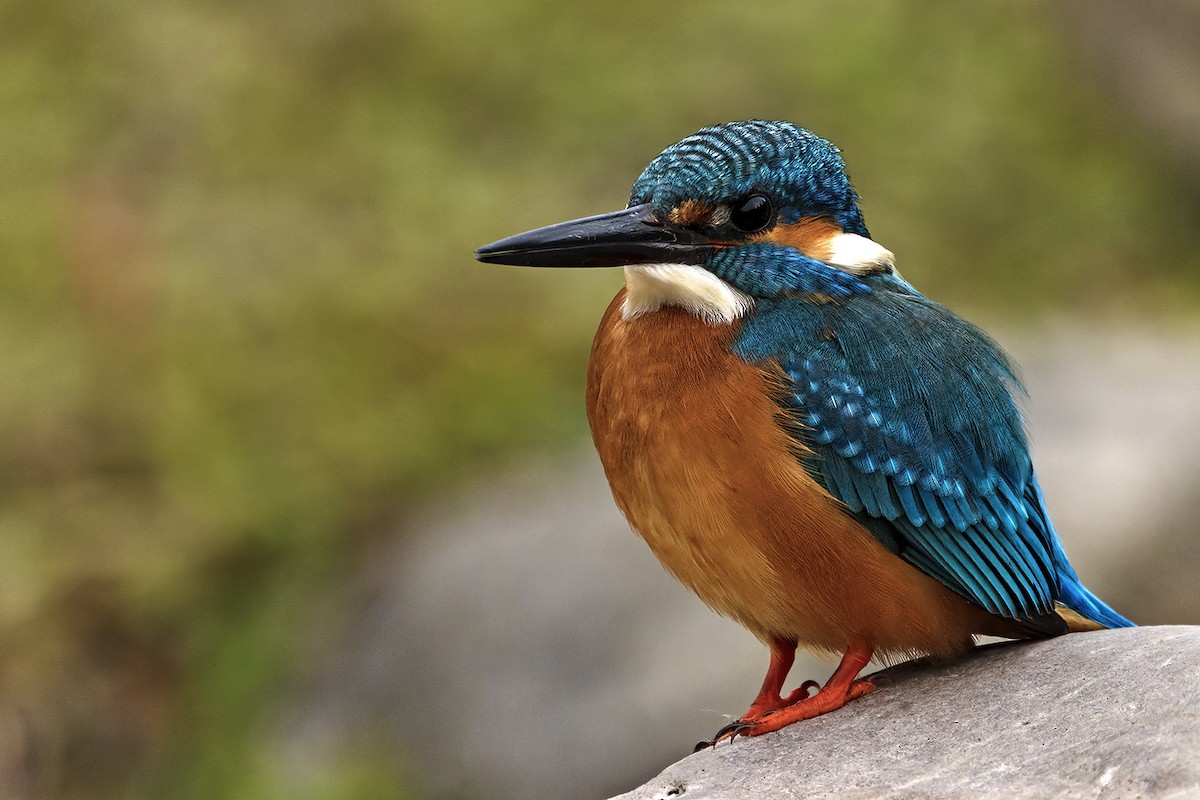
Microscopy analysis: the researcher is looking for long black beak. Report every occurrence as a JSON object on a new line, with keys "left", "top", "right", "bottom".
{"left": 474, "top": 203, "right": 714, "bottom": 268}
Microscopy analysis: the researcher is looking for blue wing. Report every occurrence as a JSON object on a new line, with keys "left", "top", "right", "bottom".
{"left": 735, "top": 276, "right": 1070, "bottom": 629}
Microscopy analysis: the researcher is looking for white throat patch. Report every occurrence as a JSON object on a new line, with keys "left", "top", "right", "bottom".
{"left": 622, "top": 264, "right": 753, "bottom": 325}
{"left": 826, "top": 233, "right": 895, "bottom": 275}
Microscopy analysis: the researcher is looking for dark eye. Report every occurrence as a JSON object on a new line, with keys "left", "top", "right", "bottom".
{"left": 730, "top": 193, "right": 774, "bottom": 233}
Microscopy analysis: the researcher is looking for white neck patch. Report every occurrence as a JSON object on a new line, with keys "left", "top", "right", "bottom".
{"left": 622, "top": 264, "right": 753, "bottom": 325}
{"left": 826, "top": 233, "right": 895, "bottom": 275}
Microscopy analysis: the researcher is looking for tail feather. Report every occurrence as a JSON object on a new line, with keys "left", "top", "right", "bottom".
{"left": 1056, "top": 579, "right": 1134, "bottom": 629}
{"left": 1025, "top": 476, "right": 1134, "bottom": 630}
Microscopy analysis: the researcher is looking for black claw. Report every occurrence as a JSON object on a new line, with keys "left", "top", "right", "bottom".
{"left": 712, "top": 720, "right": 745, "bottom": 741}
{"left": 693, "top": 719, "right": 756, "bottom": 752}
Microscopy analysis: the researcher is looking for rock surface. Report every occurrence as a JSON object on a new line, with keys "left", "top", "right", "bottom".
{"left": 611, "top": 627, "right": 1200, "bottom": 800}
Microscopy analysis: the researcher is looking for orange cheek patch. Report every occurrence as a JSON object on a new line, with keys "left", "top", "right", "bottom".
{"left": 754, "top": 217, "right": 843, "bottom": 262}
{"left": 668, "top": 199, "right": 715, "bottom": 227}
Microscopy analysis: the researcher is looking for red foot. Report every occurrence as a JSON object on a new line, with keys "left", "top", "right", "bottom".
{"left": 734, "top": 675, "right": 875, "bottom": 737}
{"left": 695, "top": 639, "right": 875, "bottom": 750}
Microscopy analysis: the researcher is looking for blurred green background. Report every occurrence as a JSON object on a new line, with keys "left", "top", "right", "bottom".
{"left": 2, "top": 1, "right": 1199, "bottom": 798}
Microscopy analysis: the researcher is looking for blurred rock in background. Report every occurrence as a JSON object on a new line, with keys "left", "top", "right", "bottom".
{"left": 278, "top": 459, "right": 773, "bottom": 800}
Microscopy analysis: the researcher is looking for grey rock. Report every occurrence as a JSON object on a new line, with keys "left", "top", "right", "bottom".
{"left": 611, "top": 627, "right": 1200, "bottom": 800}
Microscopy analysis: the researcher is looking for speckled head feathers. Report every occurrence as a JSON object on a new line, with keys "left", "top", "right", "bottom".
{"left": 475, "top": 120, "right": 883, "bottom": 304}
{"left": 629, "top": 121, "right": 869, "bottom": 237}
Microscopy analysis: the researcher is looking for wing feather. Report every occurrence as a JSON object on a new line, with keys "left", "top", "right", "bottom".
{"left": 735, "top": 279, "right": 1063, "bottom": 626}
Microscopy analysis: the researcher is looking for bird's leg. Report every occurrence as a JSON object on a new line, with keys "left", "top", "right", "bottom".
{"left": 737, "top": 640, "right": 875, "bottom": 737}
{"left": 694, "top": 637, "right": 818, "bottom": 751}
{"left": 696, "top": 640, "right": 875, "bottom": 749}
{"left": 742, "top": 637, "right": 817, "bottom": 719}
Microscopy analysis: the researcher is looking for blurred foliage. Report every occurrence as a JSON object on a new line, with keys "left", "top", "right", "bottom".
{"left": 0, "top": 0, "right": 1198, "bottom": 798}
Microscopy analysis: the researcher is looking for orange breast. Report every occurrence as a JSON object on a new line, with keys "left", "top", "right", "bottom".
{"left": 585, "top": 289, "right": 1012, "bottom": 659}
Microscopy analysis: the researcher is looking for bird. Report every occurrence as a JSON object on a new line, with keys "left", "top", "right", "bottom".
{"left": 475, "top": 120, "right": 1133, "bottom": 747}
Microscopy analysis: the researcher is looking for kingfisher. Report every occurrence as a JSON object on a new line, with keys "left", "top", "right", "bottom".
{"left": 475, "top": 120, "right": 1133, "bottom": 746}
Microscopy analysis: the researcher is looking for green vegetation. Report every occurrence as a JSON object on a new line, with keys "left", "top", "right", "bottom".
{"left": 0, "top": 1, "right": 1197, "bottom": 797}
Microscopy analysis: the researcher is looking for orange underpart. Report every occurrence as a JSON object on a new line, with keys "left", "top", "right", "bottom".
{"left": 589, "top": 291, "right": 1005, "bottom": 662}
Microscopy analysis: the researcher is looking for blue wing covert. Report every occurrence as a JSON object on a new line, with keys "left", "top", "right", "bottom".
{"left": 734, "top": 275, "right": 1065, "bottom": 629}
